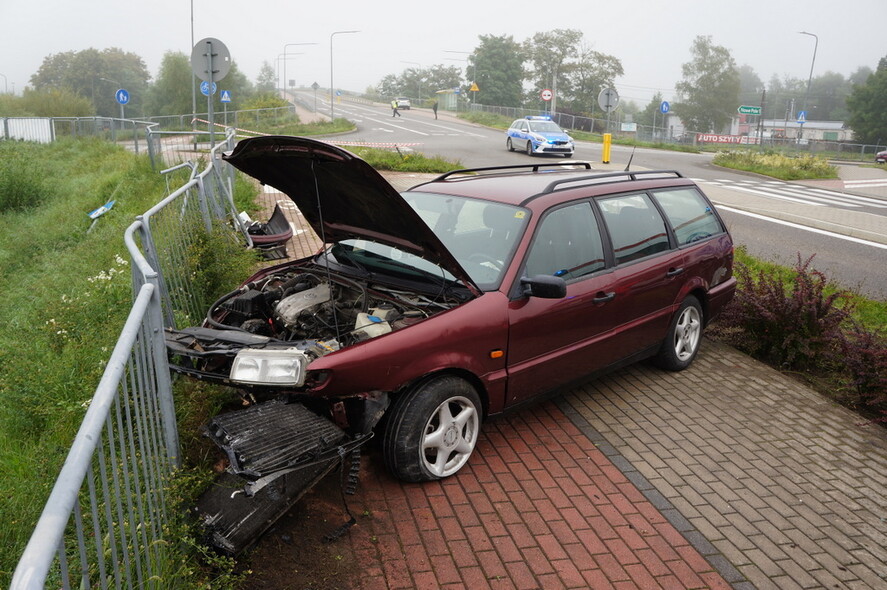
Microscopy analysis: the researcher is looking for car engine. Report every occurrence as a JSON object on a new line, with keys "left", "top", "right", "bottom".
{"left": 209, "top": 268, "right": 458, "bottom": 351}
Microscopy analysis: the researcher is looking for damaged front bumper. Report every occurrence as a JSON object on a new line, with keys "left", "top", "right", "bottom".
{"left": 196, "top": 398, "right": 374, "bottom": 555}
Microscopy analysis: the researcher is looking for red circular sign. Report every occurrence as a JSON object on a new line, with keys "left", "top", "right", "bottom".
{"left": 541, "top": 89, "right": 553, "bottom": 101}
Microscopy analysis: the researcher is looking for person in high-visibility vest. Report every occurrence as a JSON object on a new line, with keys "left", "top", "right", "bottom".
{"left": 391, "top": 99, "right": 401, "bottom": 118}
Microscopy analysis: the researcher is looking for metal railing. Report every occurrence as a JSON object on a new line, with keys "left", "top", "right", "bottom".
{"left": 10, "top": 129, "right": 244, "bottom": 589}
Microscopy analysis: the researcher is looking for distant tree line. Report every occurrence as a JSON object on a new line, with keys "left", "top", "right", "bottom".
{"left": 2, "top": 36, "right": 885, "bottom": 142}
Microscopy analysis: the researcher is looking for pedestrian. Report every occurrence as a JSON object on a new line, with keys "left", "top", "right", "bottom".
{"left": 391, "top": 99, "right": 401, "bottom": 117}
{"left": 432, "top": 100, "right": 438, "bottom": 119}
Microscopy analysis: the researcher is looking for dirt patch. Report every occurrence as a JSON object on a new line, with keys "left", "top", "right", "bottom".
{"left": 240, "top": 468, "right": 365, "bottom": 590}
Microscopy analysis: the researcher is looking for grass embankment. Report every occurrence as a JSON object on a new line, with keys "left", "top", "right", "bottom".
{"left": 0, "top": 138, "right": 260, "bottom": 586}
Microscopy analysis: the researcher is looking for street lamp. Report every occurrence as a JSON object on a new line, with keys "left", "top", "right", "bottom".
{"left": 444, "top": 50, "right": 476, "bottom": 106}
{"left": 277, "top": 52, "right": 304, "bottom": 93}
{"left": 798, "top": 31, "right": 818, "bottom": 141}
{"left": 330, "top": 30, "right": 360, "bottom": 121}
{"left": 283, "top": 42, "right": 317, "bottom": 98}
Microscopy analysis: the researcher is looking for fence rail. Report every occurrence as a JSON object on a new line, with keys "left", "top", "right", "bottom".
{"left": 10, "top": 130, "right": 243, "bottom": 590}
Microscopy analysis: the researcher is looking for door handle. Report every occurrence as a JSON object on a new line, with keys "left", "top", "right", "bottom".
{"left": 666, "top": 267, "right": 685, "bottom": 277}
{"left": 593, "top": 292, "right": 616, "bottom": 304}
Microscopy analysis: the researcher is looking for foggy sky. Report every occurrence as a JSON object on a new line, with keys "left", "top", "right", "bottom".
{"left": 1, "top": 0, "right": 883, "bottom": 107}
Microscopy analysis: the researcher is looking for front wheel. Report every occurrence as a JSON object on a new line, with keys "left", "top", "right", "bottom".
{"left": 383, "top": 376, "right": 482, "bottom": 482}
{"left": 506, "top": 137, "right": 514, "bottom": 152}
{"left": 526, "top": 141, "right": 534, "bottom": 156}
{"left": 653, "top": 295, "right": 703, "bottom": 371}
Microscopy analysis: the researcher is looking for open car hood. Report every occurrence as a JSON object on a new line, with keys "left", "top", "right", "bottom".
{"left": 224, "top": 136, "right": 480, "bottom": 294}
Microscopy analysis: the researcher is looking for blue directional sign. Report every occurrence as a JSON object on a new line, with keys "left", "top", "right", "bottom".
{"left": 220, "top": 90, "right": 232, "bottom": 103}
{"left": 660, "top": 101, "right": 670, "bottom": 114}
{"left": 115, "top": 89, "right": 130, "bottom": 105}
{"left": 200, "top": 81, "right": 217, "bottom": 96}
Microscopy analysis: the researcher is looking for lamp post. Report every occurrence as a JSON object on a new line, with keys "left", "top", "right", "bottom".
{"left": 283, "top": 42, "right": 317, "bottom": 99}
{"left": 444, "top": 50, "right": 475, "bottom": 107}
{"left": 798, "top": 31, "right": 818, "bottom": 142}
{"left": 329, "top": 30, "right": 359, "bottom": 121}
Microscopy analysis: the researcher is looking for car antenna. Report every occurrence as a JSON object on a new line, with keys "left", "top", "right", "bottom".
{"left": 624, "top": 146, "right": 636, "bottom": 172}
{"left": 310, "top": 158, "right": 342, "bottom": 342}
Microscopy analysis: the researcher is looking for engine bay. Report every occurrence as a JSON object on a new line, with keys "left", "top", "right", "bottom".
{"left": 206, "top": 266, "right": 461, "bottom": 355}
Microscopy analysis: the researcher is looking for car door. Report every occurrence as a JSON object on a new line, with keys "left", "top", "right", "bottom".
{"left": 504, "top": 201, "right": 625, "bottom": 407}
{"left": 597, "top": 192, "right": 686, "bottom": 351}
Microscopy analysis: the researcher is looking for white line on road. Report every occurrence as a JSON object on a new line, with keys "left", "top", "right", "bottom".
{"left": 716, "top": 204, "right": 887, "bottom": 250}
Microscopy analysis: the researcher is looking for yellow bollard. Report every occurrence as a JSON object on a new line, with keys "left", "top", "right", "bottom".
{"left": 602, "top": 133, "right": 612, "bottom": 164}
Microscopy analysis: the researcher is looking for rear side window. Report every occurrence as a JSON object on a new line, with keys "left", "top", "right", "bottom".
{"left": 599, "top": 194, "right": 670, "bottom": 265}
{"left": 653, "top": 188, "right": 724, "bottom": 245}
{"left": 525, "top": 202, "right": 604, "bottom": 279}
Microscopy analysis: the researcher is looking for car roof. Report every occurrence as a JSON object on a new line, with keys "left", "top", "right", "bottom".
{"left": 407, "top": 164, "right": 699, "bottom": 209}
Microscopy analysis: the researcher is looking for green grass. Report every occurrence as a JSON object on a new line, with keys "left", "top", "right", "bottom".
{"left": 345, "top": 145, "right": 462, "bottom": 173}
{"left": 733, "top": 247, "right": 886, "bottom": 332}
{"left": 0, "top": 138, "right": 260, "bottom": 586}
{"left": 713, "top": 149, "right": 838, "bottom": 180}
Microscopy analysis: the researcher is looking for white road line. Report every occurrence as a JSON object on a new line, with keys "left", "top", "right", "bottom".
{"left": 716, "top": 204, "right": 887, "bottom": 250}
{"left": 721, "top": 184, "right": 827, "bottom": 206}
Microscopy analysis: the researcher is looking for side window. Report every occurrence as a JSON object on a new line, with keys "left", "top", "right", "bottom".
{"left": 525, "top": 202, "right": 605, "bottom": 279}
{"left": 598, "top": 193, "right": 670, "bottom": 265}
{"left": 653, "top": 188, "right": 724, "bottom": 245}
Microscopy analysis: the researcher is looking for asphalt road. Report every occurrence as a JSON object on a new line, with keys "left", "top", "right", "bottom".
{"left": 308, "top": 95, "right": 887, "bottom": 299}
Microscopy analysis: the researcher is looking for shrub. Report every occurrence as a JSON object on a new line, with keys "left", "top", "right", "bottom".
{"left": 713, "top": 253, "right": 853, "bottom": 371}
{"left": 841, "top": 325, "right": 887, "bottom": 422}
{"left": 710, "top": 251, "right": 886, "bottom": 422}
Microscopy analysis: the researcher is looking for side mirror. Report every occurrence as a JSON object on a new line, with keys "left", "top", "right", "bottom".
{"left": 520, "top": 275, "right": 567, "bottom": 299}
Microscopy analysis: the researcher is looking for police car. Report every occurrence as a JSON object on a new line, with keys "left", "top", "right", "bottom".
{"left": 506, "top": 116, "right": 574, "bottom": 157}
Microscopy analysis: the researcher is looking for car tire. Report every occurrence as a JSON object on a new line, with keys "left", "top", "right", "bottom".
{"left": 526, "top": 141, "right": 534, "bottom": 156}
{"left": 383, "top": 375, "right": 481, "bottom": 482}
{"left": 507, "top": 137, "right": 514, "bottom": 152}
{"left": 653, "top": 295, "right": 703, "bottom": 371}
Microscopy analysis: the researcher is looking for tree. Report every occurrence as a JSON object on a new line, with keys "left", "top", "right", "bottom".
{"left": 637, "top": 92, "right": 665, "bottom": 128}
{"left": 738, "top": 65, "right": 764, "bottom": 109}
{"left": 568, "top": 45, "right": 624, "bottom": 113}
{"left": 523, "top": 29, "right": 583, "bottom": 109}
{"left": 846, "top": 55, "right": 887, "bottom": 144}
{"left": 673, "top": 36, "right": 740, "bottom": 133}
{"left": 471, "top": 35, "right": 524, "bottom": 107}
{"left": 30, "top": 48, "right": 151, "bottom": 117}
{"left": 144, "top": 51, "right": 194, "bottom": 116}
{"left": 255, "top": 61, "right": 277, "bottom": 95}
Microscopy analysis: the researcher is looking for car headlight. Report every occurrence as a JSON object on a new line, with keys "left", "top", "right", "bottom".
{"left": 230, "top": 348, "right": 309, "bottom": 386}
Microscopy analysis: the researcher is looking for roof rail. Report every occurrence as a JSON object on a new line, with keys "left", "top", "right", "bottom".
{"left": 429, "top": 161, "right": 593, "bottom": 182}
{"left": 541, "top": 169, "right": 685, "bottom": 195}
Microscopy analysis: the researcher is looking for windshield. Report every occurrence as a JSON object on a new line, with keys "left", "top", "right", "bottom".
{"left": 528, "top": 120, "right": 564, "bottom": 134}
{"left": 402, "top": 191, "right": 530, "bottom": 290}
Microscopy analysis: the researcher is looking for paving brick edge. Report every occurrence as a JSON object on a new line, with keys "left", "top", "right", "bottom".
{"left": 555, "top": 397, "right": 756, "bottom": 590}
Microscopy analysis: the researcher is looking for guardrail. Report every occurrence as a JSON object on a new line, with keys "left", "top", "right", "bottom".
{"left": 10, "top": 129, "right": 244, "bottom": 589}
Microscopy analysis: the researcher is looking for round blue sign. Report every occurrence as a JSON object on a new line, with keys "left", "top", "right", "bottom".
{"left": 200, "top": 81, "right": 217, "bottom": 96}
{"left": 115, "top": 89, "right": 130, "bottom": 105}
{"left": 660, "top": 101, "right": 670, "bottom": 114}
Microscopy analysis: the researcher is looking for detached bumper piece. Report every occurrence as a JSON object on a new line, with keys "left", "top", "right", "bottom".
{"left": 196, "top": 399, "right": 368, "bottom": 555}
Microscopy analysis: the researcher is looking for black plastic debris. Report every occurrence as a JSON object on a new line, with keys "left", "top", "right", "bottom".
{"left": 195, "top": 399, "right": 368, "bottom": 555}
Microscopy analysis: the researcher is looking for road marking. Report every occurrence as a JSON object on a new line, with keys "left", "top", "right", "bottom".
{"left": 716, "top": 204, "right": 887, "bottom": 250}
{"left": 695, "top": 178, "right": 887, "bottom": 209}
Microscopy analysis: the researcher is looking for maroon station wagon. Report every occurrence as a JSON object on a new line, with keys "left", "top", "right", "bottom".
{"left": 167, "top": 136, "right": 736, "bottom": 484}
